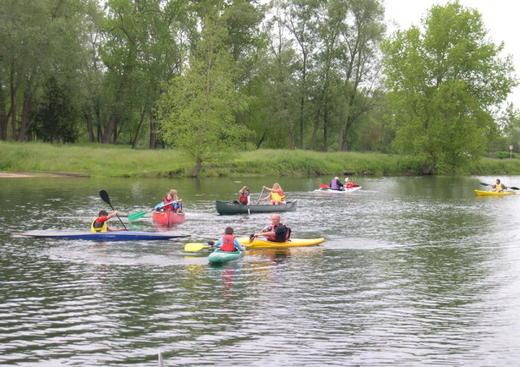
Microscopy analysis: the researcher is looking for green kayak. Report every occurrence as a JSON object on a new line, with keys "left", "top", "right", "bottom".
{"left": 208, "top": 249, "right": 243, "bottom": 265}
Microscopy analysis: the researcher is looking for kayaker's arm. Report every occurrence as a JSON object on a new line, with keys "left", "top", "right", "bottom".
{"left": 233, "top": 238, "right": 244, "bottom": 251}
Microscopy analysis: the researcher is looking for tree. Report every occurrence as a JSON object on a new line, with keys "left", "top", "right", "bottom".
{"left": 382, "top": 2, "right": 516, "bottom": 173}
{"left": 158, "top": 9, "right": 247, "bottom": 177}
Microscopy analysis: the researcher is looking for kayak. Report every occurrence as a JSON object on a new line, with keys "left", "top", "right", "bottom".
{"left": 314, "top": 186, "right": 362, "bottom": 193}
{"left": 474, "top": 190, "right": 516, "bottom": 196}
{"left": 216, "top": 200, "right": 297, "bottom": 215}
{"left": 237, "top": 237, "right": 325, "bottom": 249}
{"left": 17, "top": 231, "right": 190, "bottom": 241}
{"left": 152, "top": 211, "right": 185, "bottom": 226}
{"left": 208, "top": 249, "right": 243, "bottom": 264}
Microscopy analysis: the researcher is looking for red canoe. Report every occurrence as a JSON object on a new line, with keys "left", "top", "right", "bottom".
{"left": 152, "top": 211, "right": 186, "bottom": 226}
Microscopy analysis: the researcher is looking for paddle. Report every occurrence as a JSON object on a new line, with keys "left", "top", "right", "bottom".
{"left": 127, "top": 201, "right": 173, "bottom": 222}
{"left": 99, "top": 190, "right": 128, "bottom": 231}
{"left": 184, "top": 240, "right": 216, "bottom": 252}
{"left": 257, "top": 186, "right": 265, "bottom": 204}
{"left": 479, "top": 182, "right": 520, "bottom": 190}
{"left": 319, "top": 184, "right": 330, "bottom": 189}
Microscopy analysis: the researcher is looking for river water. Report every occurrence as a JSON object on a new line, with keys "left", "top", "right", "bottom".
{"left": 1, "top": 175, "right": 520, "bottom": 366}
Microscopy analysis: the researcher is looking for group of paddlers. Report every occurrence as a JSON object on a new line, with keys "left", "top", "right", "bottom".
{"left": 237, "top": 183, "right": 286, "bottom": 206}
{"left": 329, "top": 176, "right": 357, "bottom": 191}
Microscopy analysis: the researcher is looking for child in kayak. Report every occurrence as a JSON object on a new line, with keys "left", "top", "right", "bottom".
{"left": 156, "top": 189, "right": 183, "bottom": 213}
{"left": 344, "top": 177, "right": 357, "bottom": 189}
{"left": 251, "top": 214, "right": 291, "bottom": 243}
{"left": 259, "top": 183, "right": 286, "bottom": 205}
{"left": 491, "top": 179, "right": 506, "bottom": 192}
{"left": 238, "top": 186, "right": 251, "bottom": 205}
{"left": 91, "top": 210, "right": 119, "bottom": 232}
{"left": 213, "top": 227, "right": 244, "bottom": 252}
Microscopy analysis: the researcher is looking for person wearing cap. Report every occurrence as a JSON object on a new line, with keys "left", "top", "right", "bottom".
{"left": 330, "top": 176, "right": 344, "bottom": 191}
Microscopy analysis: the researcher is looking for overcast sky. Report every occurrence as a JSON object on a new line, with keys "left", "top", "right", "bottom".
{"left": 384, "top": 0, "right": 520, "bottom": 103}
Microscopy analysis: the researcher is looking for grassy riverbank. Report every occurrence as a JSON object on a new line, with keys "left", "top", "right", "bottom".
{"left": 1, "top": 141, "right": 520, "bottom": 178}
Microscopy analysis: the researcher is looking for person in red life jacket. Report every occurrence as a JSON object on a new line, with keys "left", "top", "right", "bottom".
{"left": 90, "top": 210, "right": 121, "bottom": 232}
{"left": 344, "top": 177, "right": 357, "bottom": 189}
{"left": 258, "top": 183, "right": 286, "bottom": 205}
{"left": 213, "top": 227, "right": 244, "bottom": 252}
{"left": 238, "top": 186, "right": 251, "bottom": 205}
{"left": 156, "top": 189, "right": 183, "bottom": 213}
{"left": 251, "top": 214, "right": 291, "bottom": 243}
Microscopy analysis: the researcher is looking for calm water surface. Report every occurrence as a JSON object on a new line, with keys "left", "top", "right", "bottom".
{"left": 1, "top": 176, "right": 520, "bottom": 366}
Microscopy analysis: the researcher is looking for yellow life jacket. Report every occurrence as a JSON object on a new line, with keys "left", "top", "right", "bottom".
{"left": 495, "top": 183, "right": 504, "bottom": 192}
{"left": 271, "top": 191, "right": 285, "bottom": 201}
{"left": 91, "top": 218, "right": 108, "bottom": 233}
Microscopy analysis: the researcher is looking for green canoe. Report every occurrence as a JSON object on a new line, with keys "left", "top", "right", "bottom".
{"left": 215, "top": 200, "right": 297, "bottom": 215}
{"left": 208, "top": 249, "right": 244, "bottom": 264}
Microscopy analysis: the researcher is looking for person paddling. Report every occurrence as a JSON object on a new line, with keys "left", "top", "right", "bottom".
{"left": 491, "top": 178, "right": 506, "bottom": 192}
{"left": 330, "top": 176, "right": 344, "bottom": 191}
{"left": 251, "top": 214, "right": 291, "bottom": 243}
{"left": 156, "top": 189, "right": 183, "bottom": 213}
{"left": 258, "top": 183, "right": 286, "bottom": 205}
{"left": 238, "top": 186, "right": 251, "bottom": 206}
{"left": 91, "top": 210, "right": 123, "bottom": 232}
{"left": 213, "top": 227, "right": 244, "bottom": 252}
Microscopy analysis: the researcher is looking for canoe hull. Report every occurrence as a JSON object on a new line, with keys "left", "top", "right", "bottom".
{"left": 238, "top": 237, "right": 325, "bottom": 249}
{"left": 152, "top": 211, "right": 186, "bottom": 226}
{"left": 208, "top": 249, "right": 243, "bottom": 264}
{"left": 18, "top": 231, "right": 189, "bottom": 241}
{"left": 474, "top": 190, "right": 515, "bottom": 196}
{"left": 216, "top": 200, "right": 297, "bottom": 215}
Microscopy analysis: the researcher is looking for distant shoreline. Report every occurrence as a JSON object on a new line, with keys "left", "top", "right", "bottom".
{"left": 0, "top": 171, "right": 90, "bottom": 178}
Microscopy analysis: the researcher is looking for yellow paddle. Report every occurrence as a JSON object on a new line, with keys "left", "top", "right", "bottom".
{"left": 184, "top": 243, "right": 211, "bottom": 252}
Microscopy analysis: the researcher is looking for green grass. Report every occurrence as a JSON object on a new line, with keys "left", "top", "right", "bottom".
{"left": 2, "top": 141, "right": 520, "bottom": 177}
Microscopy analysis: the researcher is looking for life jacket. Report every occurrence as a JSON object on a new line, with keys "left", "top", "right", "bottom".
{"left": 220, "top": 234, "right": 236, "bottom": 252}
{"left": 90, "top": 217, "right": 108, "bottom": 233}
{"left": 265, "top": 224, "right": 291, "bottom": 242}
{"left": 495, "top": 183, "right": 504, "bottom": 192}
{"left": 271, "top": 189, "right": 285, "bottom": 201}
{"left": 239, "top": 193, "right": 249, "bottom": 205}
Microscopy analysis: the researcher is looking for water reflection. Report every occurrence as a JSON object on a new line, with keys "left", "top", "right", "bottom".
{"left": 2, "top": 175, "right": 520, "bottom": 366}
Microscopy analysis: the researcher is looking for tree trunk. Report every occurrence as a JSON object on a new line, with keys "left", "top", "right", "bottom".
{"left": 190, "top": 157, "right": 202, "bottom": 177}
{"left": 17, "top": 89, "right": 34, "bottom": 141}
{"left": 9, "top": 65, "right": 17, "bottom": 139}
{"left": 256, "top": 130, "right": 266, "bottom": 149}
{"left": 322, "top": 102, "right": 329, "bottom": 152}
{"left": 149, "top": 112, "right": 158, "bottom": 149}
{"left": 85, "top": 111, "right": 95, "bottom": 142}
{"left": 0, "top": 85, "right": 7, "bottom": 140}
{"left": 131, "top": 105, "right": 147, "bottom": 148}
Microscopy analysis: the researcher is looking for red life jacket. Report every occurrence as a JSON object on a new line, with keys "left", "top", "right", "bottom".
{"left": 239, "top": 193, "right": 248, "bottom": 204}
{"left": 221, "top": 234, "right": 236, "bottom": 252}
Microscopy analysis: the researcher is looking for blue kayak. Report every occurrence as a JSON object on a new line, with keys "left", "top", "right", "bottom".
{"left": 208, "top": 249, "right": 243, "bottom": 264}
{"left": 17, "top": 231, "right": 190, "bottom": 241}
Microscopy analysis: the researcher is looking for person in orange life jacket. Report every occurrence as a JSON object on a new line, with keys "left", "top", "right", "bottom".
{"left": 213, "top": 227, "right": 244, "bottom": 252}
{"left": 238, "top": 186, "right": 251, "bottom": 205}
{"left": 156, "top": 189, "right": 183, "bottom": 213}
{"left": 258, "top": 183, "right": 286, "bottom": 205}
{"left": 344, "top": 177, "right": 356, "bottom": 189}
{"left": 251, "top": 214, "right": 291, "bottom": 243}
{"left": 330, "top": 176, "right": 344, "bottom": 191}
{"left": 91, "top": 210, "right": 121, "bottom": 232}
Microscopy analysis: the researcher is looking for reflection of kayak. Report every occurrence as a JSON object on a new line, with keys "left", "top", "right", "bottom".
{"left": 208, "top": 249, "right": 243, "bottom": 264}
{"left": 314, "top": 186, "right": 362, "bottom": 193}
{"left": 474, "top": 190, "right": 515, "bottom": 196}
{"left": 216, "top": 200, "right": 297, "bottom": 215}
{"left": 152, "top": 211, "right": 185, "bottom": 226}
{"left": 238, "top": 237, "right": 325, "bottom": 249}
{"left": 17, "top": 231, "right": 190, "bottom": 241}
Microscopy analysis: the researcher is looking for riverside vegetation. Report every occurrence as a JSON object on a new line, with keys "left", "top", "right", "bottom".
{"left": 2, "top": 142, "right": 520, "bottom": 178}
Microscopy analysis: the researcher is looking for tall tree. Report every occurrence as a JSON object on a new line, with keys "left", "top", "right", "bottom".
{"left": 382, "top": 2, "right": 516, "bottom": 173}
{"left": 158, "top": 8, "right": 247, "bottom": 176}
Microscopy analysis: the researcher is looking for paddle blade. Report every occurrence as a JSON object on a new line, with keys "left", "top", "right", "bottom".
{"left": 319, "top": 184, "right": 329, "bottom": 188}
{"left": 510, "top": 186, "right": 520, "bottom": 190}
{"left": 99, "top": 190, "right": 110, "bottom": 204}
{"left": 479, "top": 182, "right": 490, "bottom": 186}
{"left": 184, "top": 243, "right": 209, "bottom": 252}
{"left": 128, "top": 211, "right": 148, "bottom": 221}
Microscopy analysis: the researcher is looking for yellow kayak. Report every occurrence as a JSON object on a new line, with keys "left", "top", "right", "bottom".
{"left": 474, "top": 190, "right": 516, "bottom": 196}
{"left": 238, "top": 237, "right": 325, "bottom": 249}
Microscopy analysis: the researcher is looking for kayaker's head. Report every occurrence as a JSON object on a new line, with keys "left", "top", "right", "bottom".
{"left": 271, "top": 214, "right": 281, "bottom": 225}
{"left": 167, "top": 189, "right": 178, "bottom": 200}
{"left": 344, "top": 177, "right": 349, "bottom": 182}
{"left": 496, "top": 179, "right": 501, "bottom": 184}
{"left": 98, "top": 210, "right": 108, "bottom": 217}
{"left": 225, "top": 226, "right": 234, "bottom": 235}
